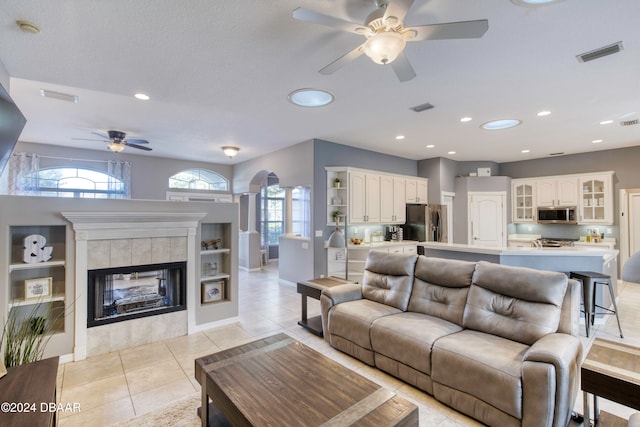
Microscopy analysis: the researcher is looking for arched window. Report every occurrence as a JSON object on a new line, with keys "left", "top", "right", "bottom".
{"left": 35, "top": 167, "right": 127, "bottom": 198}
{"left": 168, "top": 169, "right": 229, "bottom": 191}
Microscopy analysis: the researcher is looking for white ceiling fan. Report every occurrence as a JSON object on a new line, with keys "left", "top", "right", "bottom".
{"left": 292, "top": 0, "right": 489, "bottom": 82}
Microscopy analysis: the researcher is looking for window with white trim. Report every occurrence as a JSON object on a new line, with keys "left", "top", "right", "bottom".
{"left": 168, "top": 169, "right": 229, "bottom": 191}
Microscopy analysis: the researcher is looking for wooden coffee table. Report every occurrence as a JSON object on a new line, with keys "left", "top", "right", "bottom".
{"left": 195, "top": 333, "right": 418, "bottom": 427}
{"left": 297, "top": 276, "right": 354, "bottom": 337}
{"left": 581, "top": 338, "right": 640, "bottom": 426}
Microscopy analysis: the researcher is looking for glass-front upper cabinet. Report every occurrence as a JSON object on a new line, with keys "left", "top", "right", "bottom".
{"left": 579, "top": 173, "right": 613, "bottom": 224}
{"left": 512, "top": 180, "right": 536, "bottom": 223}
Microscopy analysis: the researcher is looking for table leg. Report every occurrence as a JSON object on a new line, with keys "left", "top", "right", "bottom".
{"left": 301, "top": 294, "right": 308, "bottom": 324}
{"left": 201, "top": 372, "right": 209, "bottom": 427}
{"left": 583, "top": 391, "right": 591, "bottom": 427}
{"left": 593, "top": 395, "right": 599, "bottom": 426}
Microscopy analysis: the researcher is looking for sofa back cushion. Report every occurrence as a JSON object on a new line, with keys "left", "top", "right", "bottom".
{"left": 463, "top": 261, "right": 568, "bottom": 345}
{"left": 362, "top": 251, "right": 418, "bottom": 311}
{"left": 408, "top": 256, "right": 476, "bottom": 326}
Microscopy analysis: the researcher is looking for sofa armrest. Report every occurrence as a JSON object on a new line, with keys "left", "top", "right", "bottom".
{"left": 521, "top": 333, "right": 583, "bottom": 427}
{"left": 320, "top": 283, "right": 363, "bottom": 342}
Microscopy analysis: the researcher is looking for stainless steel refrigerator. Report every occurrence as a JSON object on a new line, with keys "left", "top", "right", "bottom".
{"left": 402, "top": 204, "right": 448, "bottom": 242}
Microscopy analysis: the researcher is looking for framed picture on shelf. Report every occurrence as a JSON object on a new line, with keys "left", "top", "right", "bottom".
{"left": 24, "top": 277, "right": 53, "bottom": 300}
{"left": 201, "top": 279, "right": 225, "bottom": 304}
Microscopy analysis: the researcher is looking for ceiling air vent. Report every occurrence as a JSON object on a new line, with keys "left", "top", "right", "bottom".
{"left": 621, "top": 119, "right": 639, "bottom": 126}
{"left": 576, "top": 41, "right": 623, "bottom": 63}
{"left": 410, "top": 102, "right": 435, "bottom": 113}
{"left": 40, "top": 89, "right": 78, "bottom": 103}
{"left": 549, "top": 152, "right": 565, "bottom": 156}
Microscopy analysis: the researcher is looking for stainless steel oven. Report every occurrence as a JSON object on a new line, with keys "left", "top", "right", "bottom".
{"left": 537, "top": 206, "right": 577, "bottom": 224}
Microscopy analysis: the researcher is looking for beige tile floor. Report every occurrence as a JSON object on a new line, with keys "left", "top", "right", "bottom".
{"left": 55, "top": 262, "right": 640, "bottom": 426}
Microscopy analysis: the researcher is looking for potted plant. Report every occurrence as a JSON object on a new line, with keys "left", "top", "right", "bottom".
{"left": 333, "top": 177, "right": 341, "bottom": 188}
{"left": 331, "top": 210, "right": 343, "bottom": 223}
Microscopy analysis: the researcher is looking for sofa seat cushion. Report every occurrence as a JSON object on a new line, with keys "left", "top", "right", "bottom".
{"left": 329, "top": 299, "right": 401, "bottom": 350}
{"left": 371, "top": 312, "right": 463, "bottom": 375}
{"left": 431, "top": 329, "right": 529, "bottom": 420}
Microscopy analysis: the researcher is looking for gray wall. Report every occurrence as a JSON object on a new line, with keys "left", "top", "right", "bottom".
{"left": 13, "top": 141, "right": 233, "bottom": 200}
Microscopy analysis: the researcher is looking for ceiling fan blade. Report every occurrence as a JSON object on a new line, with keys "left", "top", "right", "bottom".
{"left": 407, "top": 19, "right": 489, "bottom": 41}
{"left": 292, "top": 7, "right": 366, "bottom": 34}
{"left": 319, "top": 44, "right": 366, "bottom": 75}
{"left": 383, "top": 0, "right": 416, "bottom": 26}
{"left": 126, "top": 138, "right": 149, "bottom": 144}
{"left": 124, "top": 142, "right": 152, "bottom": 151}
{"left": 72, "top": 137, "right": 107, "bottom": 142}
{"left": 90, "top": 131, "right": 109, "bottom": 140}
{"left": 390, "top": 52, "right": 416, "bottom": 82}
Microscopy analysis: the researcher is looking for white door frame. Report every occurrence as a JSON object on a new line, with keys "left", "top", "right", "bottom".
{"left": 441, "top": 191, "right": 455, "bottom": 243}
{"left": 620, "top": 188, "right": 640, "bottom": 268}
{"left": 467, "top": 191, "right": 507, "bottom": 247}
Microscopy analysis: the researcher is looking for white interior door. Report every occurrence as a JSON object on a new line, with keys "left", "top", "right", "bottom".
{"left": 468, "top": 192, "right": 506, "bottom": 247}
{"left": 441, "top": 191, "right": 454, "bottom": 243}
{"left": 620, "top": 188, "right": 640, "bottom": 268}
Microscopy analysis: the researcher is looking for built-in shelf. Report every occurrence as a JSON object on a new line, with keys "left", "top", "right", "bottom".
{"left": 200, "top": 248, "right": 231, "bottom": 255}
{"left": 201, "top": 273, "right": 231, "bottom": 282}
{"left": 9, "top": 294, "right": 66, "bottom": 308}
{"left": 9, "top": 260, "right": 66, "bottom": 272}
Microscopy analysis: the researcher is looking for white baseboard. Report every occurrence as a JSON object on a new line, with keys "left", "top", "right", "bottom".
{"left": 191, "top": 316, "right": 240, "bottom": 333}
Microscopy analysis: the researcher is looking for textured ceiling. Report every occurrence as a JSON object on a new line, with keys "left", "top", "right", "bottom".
{"left": 1, "top": 0, "right": 639, "bottom": 163}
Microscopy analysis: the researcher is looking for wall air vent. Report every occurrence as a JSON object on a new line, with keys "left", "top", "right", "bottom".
{"left": 576, "top": 41, "right": 623, "bottom": 63}
{"left": 549, "top": 152, "right": 565, "bottom": 156}
{"left": 621, "top": 119, "right": 639, "bottom": 126}
{"left": 40, "top": 89, "right": 78, "bottom": 103}
{"left": 410, "top": 102, "right": 435, "bottom": 113}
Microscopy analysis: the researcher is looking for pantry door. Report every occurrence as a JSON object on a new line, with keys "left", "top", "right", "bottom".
{"left": 468, "top": 192, "right": 506, "bottom": 247}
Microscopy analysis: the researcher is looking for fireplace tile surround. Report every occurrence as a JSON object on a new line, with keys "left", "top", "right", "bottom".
{"left": 62, "top": 211, "right": 206, "bottom": 360}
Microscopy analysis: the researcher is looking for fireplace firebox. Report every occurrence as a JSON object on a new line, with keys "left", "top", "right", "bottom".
{"left": 87, "top": 262, "right": 186, "bottom": 327}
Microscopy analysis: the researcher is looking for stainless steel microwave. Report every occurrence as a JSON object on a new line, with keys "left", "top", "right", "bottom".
{"left": 537, "top": 206, "right": 577, "bottom": 224}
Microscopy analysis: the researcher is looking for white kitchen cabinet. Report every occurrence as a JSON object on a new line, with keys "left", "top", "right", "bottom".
{"left": 380, "top": 175, "right": 406, "bottom": 224}
{"left": 406, "top": 178, "right": 428, "bottom": 203}
{"left": 536, "top": 177, "right": 578, "bottom": 207}
{"left": 579, "top": 172, "right": 614, "bottom": 224}
{"left": 511, "top": 180, "right": 537, "bottom": 223}
{"left": 349, "top": 170, "right": 380, "bottom": 224}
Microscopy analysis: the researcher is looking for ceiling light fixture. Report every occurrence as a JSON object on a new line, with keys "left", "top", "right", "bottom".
{"left": 460, "top": 117, "right": 472, "bottom": 122}
{"left": 108, "top": 142, "right": 125, "bottom": 153}
{"left": 16, "top": 20, "right": 40, "bottom": 34}
{"left": 288, "top": 89, "right": 334, "bottom": 107}
{"left": 537, "top": 111, "right": 551, "bottom": 117}
{"left": 426, "top": 145, "right": 435, "bottom": 148}
{"left": 363, "top": 31, "right": 406, "bottom": 65}
{"left": 592, "top": 139, "right": 603, "bottom": 144}
{"left": 222, "top": 146, "right": 240, "bottom": 159}
{"left": 481, "top": 119, "right": 521, "bottom": 130}
{"left": 522, "top": 149, "right": 530, "bottom": 153}
{"left": 448, "top": 151, "right": 456, "bottom": 155}
{"left": 134, "top": 93, "right": 150, "bottom": 101}
{"left": 395, "top": 135, "right": 405, "bottom": 140}
{"left": 600, "top": 120, "right": 614, "bottom": 125}
{"left": 511, "top": 0, "right": 565, "bottom": 6}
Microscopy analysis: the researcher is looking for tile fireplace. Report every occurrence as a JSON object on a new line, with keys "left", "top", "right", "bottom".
{"left": 87, "top": 261, "right": 186, "bottom": 327}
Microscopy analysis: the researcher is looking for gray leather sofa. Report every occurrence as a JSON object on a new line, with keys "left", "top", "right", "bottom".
{"left": 320, "top": 251, "right": 583, "bottom": 427}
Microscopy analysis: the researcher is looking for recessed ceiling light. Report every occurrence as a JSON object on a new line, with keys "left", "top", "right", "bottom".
{"left": 426, "top": 144, "right": 435, "bottom": 148}
{"left": 288, "top": 88, "right": 334, "bottom": 108}
{"left": 600, "top": 120, "right": 614, "bottom": 125}
{"left": 521, "top": 149, "right": 530, "bottom": 153}
{"left": 537, "top": 111, "right": 551, "bottom": 117}
{"left": 511, "top": 0, "right": 565, "bottom": 6}
{"left": 460, "top": 117, "right": 472, "bottom": 122}
{"left": 448, "top": 151, "right": 456, "bottom": 155}
{"left": 134, "top": 93, "right": 150, "bottom": 101}
{"left": 16, "top": 20, "right": 40, "bottom": 34}
{"left": 592, "top": 139, "right": 603, "bottom": 144}
{"left": 395, "top": 135, "right": 405, "bottom": 140}
{"left": 481, "top": 119, "right": 521, "bottom": 130}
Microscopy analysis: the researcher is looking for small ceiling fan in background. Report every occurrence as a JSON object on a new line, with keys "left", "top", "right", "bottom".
{"left": 73, "top": 130, "right": 152, "bottom": 153}
{"left": 292, "top": 0, "right": 489, "bottom": 82}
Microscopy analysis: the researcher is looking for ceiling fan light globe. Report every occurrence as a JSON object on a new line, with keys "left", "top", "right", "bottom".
{"left": 363, "top": 31, "right": 406, "bottom": 65}
{"left": 108, "top": 142, "right": 125, "bottom": 153}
